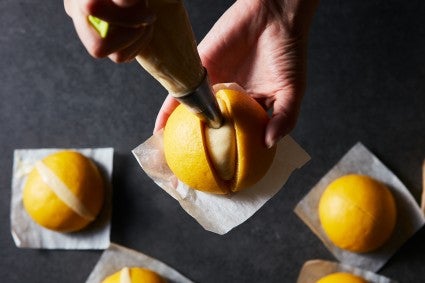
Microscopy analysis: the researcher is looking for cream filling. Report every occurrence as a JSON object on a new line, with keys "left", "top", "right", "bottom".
{"left": 120, "top": 267, "right": 131, "bottom": 283}
{"left": 204, "top": 119, "right": 236, "bottom": 181}
{"left": 35, "top": 161, "right": 95, "bottom": 221}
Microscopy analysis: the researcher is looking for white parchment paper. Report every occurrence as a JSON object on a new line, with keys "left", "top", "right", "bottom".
{"left": 294, "top": 143, "right": 425, "bottom": 272}
{"left": 85, "top": 243, "right": 193, "bottom": 283}
{"left": 296, "top": 260, "right": 397, "bottom": 283}
{"left": 133, "top": 132, "right": 310, "bottom": 235}
{"left": 10, "top": 148, "right": 114, "bottom": 249}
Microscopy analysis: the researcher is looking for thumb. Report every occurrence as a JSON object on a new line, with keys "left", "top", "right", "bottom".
{"left": 153, "top": 95, "right": 180, "bottom": 134}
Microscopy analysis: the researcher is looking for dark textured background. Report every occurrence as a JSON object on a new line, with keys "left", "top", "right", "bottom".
{"left": 1, "top": 1, "right": 425, "bottom": 282}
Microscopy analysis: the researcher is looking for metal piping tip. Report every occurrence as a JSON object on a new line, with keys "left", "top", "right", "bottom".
{"left": 174, "top": 69, "right": 224, "bottom": 128}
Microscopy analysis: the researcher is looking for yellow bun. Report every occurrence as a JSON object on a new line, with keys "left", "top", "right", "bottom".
{"left": 23, "top": 150, "right": 104, "bottom": 232}
{"left": 163, "top": 88, "right": 276, "bottom": 194}
{"left": 102, "top": 267, "right": 167, "bottom": 283}
{"left": 318, "top": 174, "right": 397, "bottom": 253}
{"left": 316, "top": 272, "right": 368, "bottom": 283}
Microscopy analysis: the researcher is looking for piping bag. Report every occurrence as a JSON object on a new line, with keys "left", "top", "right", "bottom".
{"left": 89, "top": 0, "right": 223, "bottom": 128}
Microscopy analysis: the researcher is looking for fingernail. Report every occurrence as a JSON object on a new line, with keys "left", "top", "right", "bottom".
{"left": 266, "top": 137, "right": 275, "bottom": 149}
{"left": 266, "top": 134, "right": 283, "bottom": 149}
{"left": 112, "top": 0, "right": 139, "bottom": 7}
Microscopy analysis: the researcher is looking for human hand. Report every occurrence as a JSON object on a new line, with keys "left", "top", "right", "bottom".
{"left": 154, "top": 0, "right": 318, "bottom": 148}
{"left": 64, "top": 0, "right": 156, "bottom": 62}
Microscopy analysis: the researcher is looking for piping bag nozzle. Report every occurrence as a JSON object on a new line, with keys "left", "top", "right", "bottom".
{"left": 174, "top": 70, "right": 224, "bottom": 129}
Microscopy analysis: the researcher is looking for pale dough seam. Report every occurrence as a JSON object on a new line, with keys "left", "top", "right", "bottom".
{"left": 120, "top": 267, "right": 131, "bottom": 283}
{"left": 35, "top": 161, "right": 95, "bottom": 221}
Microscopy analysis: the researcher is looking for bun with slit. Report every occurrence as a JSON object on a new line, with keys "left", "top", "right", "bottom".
{"left": 22, "top": 150, "right": 104, "bottom": 232}
{"left": 163, "top": 87, "right": 276, "bottom": 194}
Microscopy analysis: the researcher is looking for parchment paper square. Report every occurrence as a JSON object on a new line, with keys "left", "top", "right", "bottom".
{"left": 294, "top": 143, "right": 425, "bottom": 272}
{"left": 133, "top": 133, "right": 310, "bottom": 235}
{"left": 85, "top": 243, "right": 193, "bottom": 283}
{"left": 10, "top": 147, "right": 114, "bottom": 249}
{"left": 296, "top": 259, "right": 397, "bottom": 283}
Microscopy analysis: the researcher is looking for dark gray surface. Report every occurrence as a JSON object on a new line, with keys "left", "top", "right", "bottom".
{"left": 1, "top": 1, "right": 425, "bottom": 282}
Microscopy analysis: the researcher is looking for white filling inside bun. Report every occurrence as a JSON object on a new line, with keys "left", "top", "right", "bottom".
{"left": 204, "top": 117, "right": 236, "bottom": 181}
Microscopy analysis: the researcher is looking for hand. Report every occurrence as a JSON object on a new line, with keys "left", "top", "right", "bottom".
{"left": 64, "top": 0, "right": 156, "bottom": 62}
{"left": 154, "top": 0, "right": 318, "bottom": 148}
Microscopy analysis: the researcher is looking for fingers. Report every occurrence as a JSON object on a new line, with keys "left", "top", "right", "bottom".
{"left": 153, "top": 95, "right": 180, "bottom": 133}
{"left": 154, "top": 92, "right": 300, "bottom": 146}
{"left": 64, "top": 0, "right": 73, "bottom": 16}
{"left": 74, "top": 14, "right": 151, "bottom": 59}
{"left": 264, "top": 89, "right": 301, "bottom": 148}
{"left": 77, "top": 0, "right": 155, "bottom": 27}
{"left": 65, "top": 0, "right": 155, "bottom": 61}
{"left": 107, "top": 25, "right": 153, "bottom": 62}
